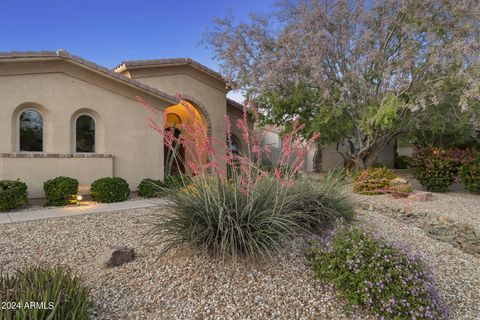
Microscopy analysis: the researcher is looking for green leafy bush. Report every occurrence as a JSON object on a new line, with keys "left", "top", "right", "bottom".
{"left": 459, "top": 154, "right": 480, "bottom": 193}
{"left": 91, "top": 177, "right": 130, "bottom": 203}
{"left": 353, "top": 167, "right": 398, "bottom": 195}
{"left": 395, "top": 155, "right": 413, "bottom": 169}
{"left": 307, "top": 229, "right": 448, "bottom": 320}
{"left": 0, "top": 180, "right": 28, "bottom": 211}
{"left": 43, "top": 176, "right": 79, "bottom": 206}
{"left": 138, "top": 178, "right": 162, "bottom": 198}
{"left": 138, "top": 175, "right": 190, "bottom": 198}
{"left": 0, "top": 265, "right": 89, "bottom": 320}
{"left": 412, "top": 148, "right": 458, "bottom": 192}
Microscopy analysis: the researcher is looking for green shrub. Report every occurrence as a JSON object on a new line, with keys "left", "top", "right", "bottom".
{"left": 138, "top": 178, "right": 162, "bottom": 198}
{"left": 43, "top": 176, "right": 79, "bottom": 206}
{"left": 138, "top": 175, "right": 190, "bottom": 198}
{"left": 150, "top": 176, "right": 302, "bottom": 261}
{"left": 459, "top": 154, "right": 480, "bottom": 193}
{"left": 353, "top": 167, "right": 398, "bottom": 195}
{"left": 150, "top": 172, "right": 351, "bottom": 261}
{"left": 288, "top": 171, "right": 355, "bottom": 232}
{"left": 395, "top": 155, "right": 413, "bottom": 169}
{"left": 412, "top": 148, "right": 457, "bottom": 192}
{"left": 0, "top": 180, "right": 28, "bottom": 211}
{"left": 91, "top": 177, "right": 130, "bottom": 203}
{"left": 0, "top": 265, "right": 89, "bottom": 320}
{"left": 307, "top": 229, "right": 448, "bottom": 320}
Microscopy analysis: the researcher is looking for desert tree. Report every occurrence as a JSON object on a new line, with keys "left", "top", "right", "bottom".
{"left": 205, "top": 0, "right": 480, "bottom": 168}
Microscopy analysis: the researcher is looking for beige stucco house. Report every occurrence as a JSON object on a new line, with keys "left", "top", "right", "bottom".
{"left": 0, "top": 51, "right": 247, "bottom": 198}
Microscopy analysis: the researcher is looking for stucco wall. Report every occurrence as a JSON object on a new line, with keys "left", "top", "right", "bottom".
{"left": 0, "top": 66, "right": 165, "bottom": 198}
{"left": 0, "top": 156, "right": 113, "bottom": 197}
{"left": 125, "top": 66, "right": 227, "bottom": 162}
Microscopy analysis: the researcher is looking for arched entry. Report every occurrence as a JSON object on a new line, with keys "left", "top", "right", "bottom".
{"left": 164, "top": 100, "right": 208, "bottom": 176}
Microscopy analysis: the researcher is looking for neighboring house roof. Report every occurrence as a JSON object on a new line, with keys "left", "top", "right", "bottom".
{"left": 114, "top": 58, "right": 225, "bottom": 84}
{"left": 227, "top": 98, "right": 244, "bottom": 111}
{"left": 0, "top": 50, "right": 178, "bottom": 104}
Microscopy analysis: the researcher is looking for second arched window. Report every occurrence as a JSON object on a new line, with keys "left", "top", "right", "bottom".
{"left": 76, "top": 115, "right": 95, "bottom": 153}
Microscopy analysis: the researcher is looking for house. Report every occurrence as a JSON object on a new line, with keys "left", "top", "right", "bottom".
{"left": 0, "top": 51, "right": 248, "bottom": 198}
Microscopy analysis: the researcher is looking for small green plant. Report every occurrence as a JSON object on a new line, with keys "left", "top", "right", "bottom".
{"left": 43, "top": 176, "right": 79, "bottom": 206}
{"left": 353, "top": 167, "right": 398, "bottom": 195}
{"left": 412, "top": 148, "right": 458, "bottom": 192}
{"left": 138, "top": 178, "right": 162, "bottom": 198}
{"left": 138, "top": 175, "right": 190, "bottom": 198}
{"left": 0, "top": 180, "right": 28, "bottom": 211}
{"left": 0, "top": 265, "right": 89, "bottom": 320}
{"left": 307, "top": 228, "right": 448, "bottom": 320}
{"left": 459, "top": 154, "right": 480, "bottom": 193}
{"left": 90, "top": 177, "right": 130, "bottom": 203}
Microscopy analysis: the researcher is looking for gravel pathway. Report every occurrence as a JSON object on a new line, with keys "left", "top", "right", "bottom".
{"left": 0, "top": 207, "right": 370, "bottom": 320}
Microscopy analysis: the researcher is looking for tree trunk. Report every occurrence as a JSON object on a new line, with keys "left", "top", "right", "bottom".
{"left": 354, "top": 141, "right": 388, "bottom": 169}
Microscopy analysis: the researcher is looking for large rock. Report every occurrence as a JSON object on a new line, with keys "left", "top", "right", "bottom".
{"left": 408, "top": 191, "right": 434, "bottom": 202}
{"left": 101, "top": 245, "right": 135, "bottom": 268}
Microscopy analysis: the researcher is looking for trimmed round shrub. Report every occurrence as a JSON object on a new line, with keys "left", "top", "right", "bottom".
{"left": 413, "top": 148, "right": 457, "bottom": 192}
{"left": 0, "top": 180, "right": 28, "bottom": 211}
{"left": 91, "top": 177, "right": 130, "bottom": 203}
{"left": 138, "top": 175, "right": 190, "bottom": 198}
{"left": 460, "top": 155, "right": 480, "bottom": 193}
{"left": 307, "top": 228, "right": 449, "bottom": 320}
{"left": 0, "top": 265, "right": 89, "bottom": 319}
{"left": 353, "top": 167, "right": 398, "bottom": 195}
{"left": 44, "top": 176, "right": 79, "bottom": 206}
{"left": 138, "top": 178, "right": 162, "bottom": 198}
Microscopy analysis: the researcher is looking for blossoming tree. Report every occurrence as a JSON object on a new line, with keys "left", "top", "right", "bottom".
{"left": 205, "top": 0, "right": 480, "bottom": 168}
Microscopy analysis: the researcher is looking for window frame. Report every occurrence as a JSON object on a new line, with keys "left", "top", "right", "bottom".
{"left": 18, "top": 108, "right": 45, "bottom": 152}
{"left": 74, "top": 113, "right": 96, "bottom": 153}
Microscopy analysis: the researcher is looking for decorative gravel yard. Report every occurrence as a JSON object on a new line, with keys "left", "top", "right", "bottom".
{"left": 1, "top": 190, "right": 479, "bottom": 319}
{"left": 0, "top": 207, "right": 371, "bottom": 320}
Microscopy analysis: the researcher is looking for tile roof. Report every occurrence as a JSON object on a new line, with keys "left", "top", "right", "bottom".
{"left": 114, "top": 58, "right": 225, "bottom": 83}
{"left": 0, "top": 50, "right": 178, "bottom": 103}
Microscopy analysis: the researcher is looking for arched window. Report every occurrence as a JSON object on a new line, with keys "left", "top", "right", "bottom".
{"left": 76, "top": 115, "right": 95, "bottom": 152}
{"left": 19, "top": 110, "right": 43, "bottom": 151}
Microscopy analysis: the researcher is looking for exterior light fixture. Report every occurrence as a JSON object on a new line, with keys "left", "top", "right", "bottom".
{"left": 76, "top": 195, "right": 83, "bottom": 201}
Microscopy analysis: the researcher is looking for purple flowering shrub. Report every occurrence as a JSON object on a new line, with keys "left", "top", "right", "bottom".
{"left": 307, "top": 229, "right": 448, "bottom": 319}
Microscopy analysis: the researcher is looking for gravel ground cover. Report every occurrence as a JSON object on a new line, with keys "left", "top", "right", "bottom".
{"left": 356, "top": 208, "right": 480, "bottom": 319}
{"left": 353, "top": 191, "right": 480, "bottom": 233}
{"left": 353, "top": 190, "right": 480, "bottom": 319}
{"left": 2, "top": 189, "right": 479, "bottom": 319}
{"left": 0, "top": 207, "right": 371, "bottom": 320}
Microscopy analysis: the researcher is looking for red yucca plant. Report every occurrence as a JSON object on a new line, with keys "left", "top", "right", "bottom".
{"left": 136, "top": 95, "right": 353, "bottom": 261}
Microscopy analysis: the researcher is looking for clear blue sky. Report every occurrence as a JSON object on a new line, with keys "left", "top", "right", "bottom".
{"left": 1, "top": 0, "right": 277, "bottom": 101}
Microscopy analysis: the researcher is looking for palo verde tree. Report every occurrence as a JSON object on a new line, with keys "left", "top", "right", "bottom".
{"left": 205, "top": 0, "right": 480, "bottom": 168}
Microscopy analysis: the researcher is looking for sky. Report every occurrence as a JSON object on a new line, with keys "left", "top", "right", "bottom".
{"left": 1, "top": 0, "right": 277, "bottom": 102}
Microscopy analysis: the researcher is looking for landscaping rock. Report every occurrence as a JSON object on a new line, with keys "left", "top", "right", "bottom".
{"left": 391, "top": 177, "right": 408, "bottom": 185}
{"left": 101, "top": 245, "right": 135, "bottom": 268}
{"left": 408, "top": 191, "right": 434, "bottom": 202}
